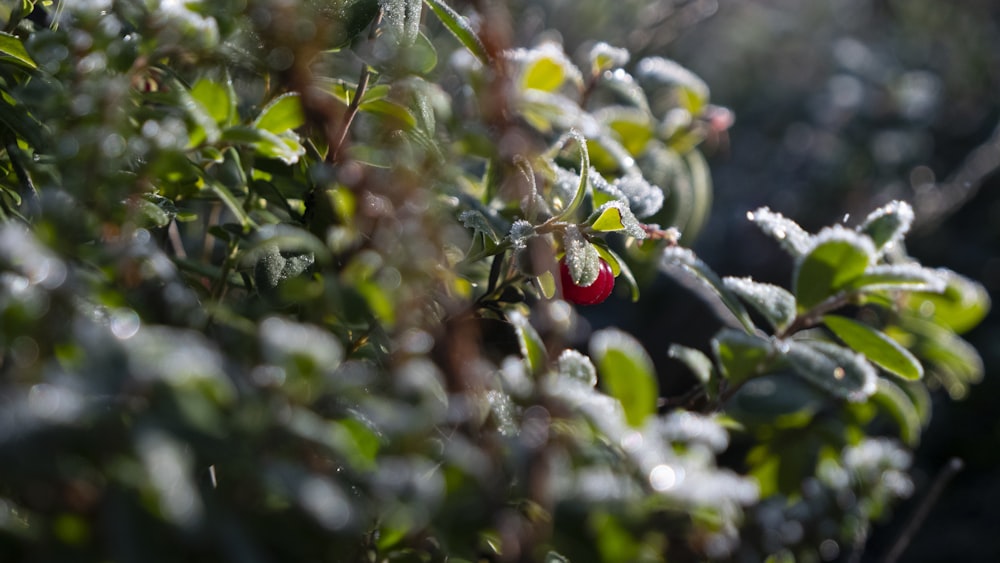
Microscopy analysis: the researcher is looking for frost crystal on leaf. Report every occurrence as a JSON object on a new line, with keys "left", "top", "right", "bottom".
{"left": 747, "top": 207, "right": 813, "bottom": 256}
{"left": 636, "top": 57, "right": 710, "bottom": 102}
{"left": 508, "top": 220, "right": 535, "bottom": 250}
{"left": 611, "top": 173, "right": 664, "bottom": 218}
{"left": 858, "top": 200, "right": 915, "bottom": 251}
{"left": 588, "top": 42, "right": 630, "bottom": 72}
{"left": 557, "top": 349, "right": 598, "bottom": 387}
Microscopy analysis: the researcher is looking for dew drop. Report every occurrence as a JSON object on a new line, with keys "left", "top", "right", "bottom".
{"left": 833, "top": 367, "right": 845, "bottom": 380}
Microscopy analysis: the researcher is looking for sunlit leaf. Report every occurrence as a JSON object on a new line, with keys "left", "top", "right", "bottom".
{"left": 0, "top": 31, "right": 36, "bottom": 70}
{"left": 422, "top": 0, "right": 489, "bottom": 64}
{"left": 254, "top": 93, "right": 305, "bottom": 135}
{"left": 823, "top": 315, "right": 922, "bottom": 381}
{"left": 857, "top": 200, "right": 913, "bottom": 252}
{"left": 793, "top": 226, "right": 874, "bottom": 310}
{"left": 870, "top": 378, "right": 922, "bottom": 446}
{"left": 723, "top": 277, "right": 797, "bottom": 333}
{"left": 509, "top": 310, "right": 548, "bottom": 376}
{"left": 590, "top": 328, "right": 657, "bottom": 428}
{"left": 661, "top": 247, "right": 756, "bottom": 334}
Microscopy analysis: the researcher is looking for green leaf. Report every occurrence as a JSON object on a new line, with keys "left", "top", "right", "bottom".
{"left": 508, "top": 311, "right": 548, "bottom": 376}
{"left": 590, "top": 205, "right": 625, "bottom": 232}
{"left": 590, "top": 329, "right": 657, "bottom": 428}
{"left": 359, "top": 98, "right": 417, "bottom": 129}
{"left": 785, "top": 340, "right": 877, "bottom": 402}
{"left": 221, "top": 126, "right": 304, "bottom": 165}
{"left": 712, "top": 329, "right": 775, "bottom": 382}
{"left": 554, "top": 130, "right": 590, "bottom": 221}
{"left": 422, "top": 0, "right": 489, "bottom": 65}
{"left": 668, "top": 344, "right": 714, "bottom": 385}
{"left": 661, "top": 247, "right": 756, "bottom": 334}
{"left": 870, "top": 378, "right": 922, "bottom": 446}
{"left": 191, "top": 77, "right": 234, "bottom": 126}
{"left": 458, "top": 210, "right": 501, "bottom": 245}
{"left": 253, "top": 93, "right": 305, "bottom": 135}
{"left": 206, "top": 181, "right": 254, "bottom": 229}
{"left": 723, "top": 277, "right": 797, "bottom": 333}
{"left": 746, "top": 207, "right": 812, "bottom": 257}
{"left": 0, "top": 31, "right": 36, "bottom": 70}
{"left": 602, "top": 108, "right": 653, "bottom": 156}
{"left": 904, "top": 269, "right": 990, "bottom": 334}
{"left": 587, "top": 200, "right": 645, "bottom": 238}
{"left": 516, "top": 43, "right": 581, "bottom": 93}
{"left": 174, "top": 77, "right": 221, "bottom": 147}
{"left": 894, "top": 317, "right": 983, "bottom": 399}
{"left": 857, "top": 200, "right": 913, "bottom": 252}
{"left": 823, "top": 315, "right": 922, "bottom": 381}
{"left": 848, "top": 263, "right": 947, "bottom": 294}
{"left": 793, "top": 226, "right": 874, "bottom": 311}
{"left": 562, "top": 224, "right": 599, "bottom": 287}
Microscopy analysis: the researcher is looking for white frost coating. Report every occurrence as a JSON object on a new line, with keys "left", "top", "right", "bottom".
{"left": 722, "top": 276, "right": 796, "bottom": 331}
{"left": 804, "top": 224, "right": 877, "bottom": 264}
{"left": 656, "top": 411, "right": 729, "bottom": 452}
{"left": 612, "top": 173, "right": 664, "bottom": 219}
{"left": 507, "top": 219, "right": 535, "bottom": 250}
{"left": 562, "top": 224, "right": 600, "bottom": 286}
{"left": 858, "top": 200, "right": 914, "bottom": 244}
{"left": 635, "top": 57, "right": 710, "bottom": 101}
{"left": 507, "top": 41, "right": 584, "bottom": 89}
{"left": 588, "top": 42, "right": 630, "bottom": 70}
{"left": 856, "top": 263, "right": 947, "bottom": 293}
{"left": 747, "top": 207, "right": 813, "bottom": 256}
{"left": 379, "top": 0, "right": 421, "bottom": 45}
{"left": 557, "top": 349, "right": 598, "bottom": 387}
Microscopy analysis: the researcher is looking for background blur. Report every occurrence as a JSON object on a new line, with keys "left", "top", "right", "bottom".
{"left": 510, "top": 0, "right": 1000, "bottom": 560}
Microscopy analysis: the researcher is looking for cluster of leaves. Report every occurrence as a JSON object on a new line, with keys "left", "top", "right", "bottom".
{"left": 0, "top": 1, "right": 989, "bottom": 562}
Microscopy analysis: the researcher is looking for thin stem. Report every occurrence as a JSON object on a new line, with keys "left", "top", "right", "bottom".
{"left": 880, "top": 457, "right": 964, "bottom": 563}
{"left": 329, "top": 63, "right": 372, "bottom": 164}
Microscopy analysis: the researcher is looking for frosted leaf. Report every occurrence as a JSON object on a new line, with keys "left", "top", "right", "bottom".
{"left": 589, "top": 200, "right": 647, "bottom": 239}
{"left": 785, "top": 340, "right": 877, "bottom": 402}
{"left": 550, "top": 166, "right": 582, "bottom": 213}
{"left": 655, "top": 411, "right": 729, "bottom": 452}
{"left": 508, "top": 42, "right": 584, "bottom": 92}
{"left": 557, "top": 349, "right": 597, "bottom": 387}
{"left": 260, "top": 317, "right": 344, "bottom": 373}
{"left": 562, "top": 225, "right": 600, "bottom": 287}
{"left": 379, "top": 0, "right": 421, "bottom": 46}
{"left": 661, "top": 247, "right": 757, "bottom": 334}
{"left": 723, "top": 277, "right": 797, "bottom": 333}
{"left": 850, "top": 263, "right": 946, "bottom": 293}
{"left": 747, "top": 207, "right": 812, "bottom": 256}
{"left": 636, "top": 56, "right": 710, "bottom": 103}
{"left": 588, "top": 42, "right": 630, "bottom": 72}
{"left": 611, "top": 173, "right": 664, "bottom": 219}
{"left": 601, "top": 68, "right": 651, "bottom": 113}
{"left": 857, "top": 200, "right": 914, "bottom": 252}
{"left": 508, "top": 219, "right": 535, "bottom": 250}
{"left": 459, "top": 210, "right": 502, "bottom": 244}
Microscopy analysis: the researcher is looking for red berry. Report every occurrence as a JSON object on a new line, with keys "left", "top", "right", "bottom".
{"left": 559, "top": 258, "right": 614, "bottom": 305}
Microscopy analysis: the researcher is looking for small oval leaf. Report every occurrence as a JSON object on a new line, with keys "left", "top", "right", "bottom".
{"left": 591, "top": 329, "right": 658, "bottom": 428}
{"left": 823, "top": 315, "right": 922, "bottom": 381}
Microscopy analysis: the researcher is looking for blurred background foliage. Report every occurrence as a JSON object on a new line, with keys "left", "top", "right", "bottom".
{"left": 0, "top": 0, "right": 997, "bottom": 562}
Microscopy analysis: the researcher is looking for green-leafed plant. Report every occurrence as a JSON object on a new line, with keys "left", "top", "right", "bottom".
{"left": 0, "top": 1, "right": 988, "bottom": 562}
